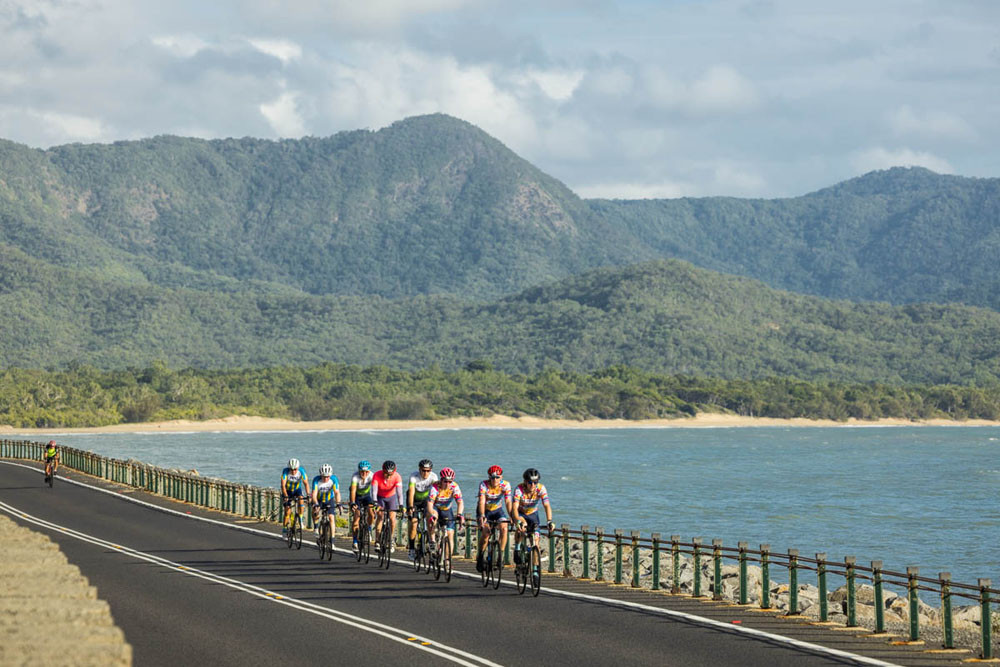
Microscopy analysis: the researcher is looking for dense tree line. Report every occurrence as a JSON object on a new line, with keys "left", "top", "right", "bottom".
{"left": 2, "top": 362, "right": 998, "bottom": 428}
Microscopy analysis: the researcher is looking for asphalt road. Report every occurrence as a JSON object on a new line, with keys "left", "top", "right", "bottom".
{"left": 0, "top": 461, "right": 962, "bottom": 667}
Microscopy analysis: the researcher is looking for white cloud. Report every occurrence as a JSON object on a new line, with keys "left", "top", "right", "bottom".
{"left": 510, "top": 68, "right": 584, "bottom": 101}
{"left": 248, "top": 38, "right": 302, "bottom": 64}
{"left": 851, "top": 147, "right": 953, "bottom": 174}
{"left": 152, "top": 35, "right": 209, "bottom": 58}
{"left": 260, "top": 92, "right": 306, "bottom": 137}
{"left": 687, "top": 65, "right": 759, "bottom": 113}
{"left": 40, "top": 111, "right": 106, "bottom": 142}
{"left": 888, "top": 105, "right": 976, "bottom": 141}
{"left": 575, "top": 180, "right": 692, "bottom": 200}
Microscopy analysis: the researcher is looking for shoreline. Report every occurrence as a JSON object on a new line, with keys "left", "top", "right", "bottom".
{"left": 2, "top": 413, "right": 1000, "bottom": 434}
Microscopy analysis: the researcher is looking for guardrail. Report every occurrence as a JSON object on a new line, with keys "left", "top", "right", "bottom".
{"left": 3, "top": 438, "right": 996, "bottom": 658}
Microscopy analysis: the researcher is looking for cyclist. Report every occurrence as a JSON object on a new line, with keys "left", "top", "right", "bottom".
{"left": 350, "top": 460, "right": 377, "bottom": 553}
{"left": 372, "top": 460, "right": 404, "bottom": 554}
{"left": 406, "top": 459, "right": 438, "bottom": 559}
{"left": 426, "top": 467, "right": 464, "bottom": 555}
{"left": 311, "top": 464, "right": 341, "bottom": 538}
{"left": 280, "top": 458, "right": 310, "bottom": 536}
{"left": 511, "top": 468, "right": 554, "bottom": 584}
{"left": 476, "top": 464, "right": 512, "bottom": 572}
{"left": 43, "top": 440, "right": 60, "bottom": 483}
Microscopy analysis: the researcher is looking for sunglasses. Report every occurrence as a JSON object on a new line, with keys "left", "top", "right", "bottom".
{"left": 420, "top": 468, "right": 432, "bottom": 473}
{"left": 489, "top": 474, "right": 502, "bottom": 479}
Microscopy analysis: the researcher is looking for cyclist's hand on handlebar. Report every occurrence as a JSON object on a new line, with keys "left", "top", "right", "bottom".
{"left": 547, "top": 521, "right": 555, "bottom": 532}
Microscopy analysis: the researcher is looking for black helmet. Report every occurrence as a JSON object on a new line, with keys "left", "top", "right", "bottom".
{"left": 418, "top": 458, "right": 432, "bottom": 471}
{"left": 523, "top": 468, "right": 540, "bottom": 483}
{"left": 382, "top": 460, "right": 396, "bottom": 473}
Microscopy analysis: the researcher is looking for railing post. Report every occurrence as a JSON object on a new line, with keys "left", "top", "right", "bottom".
{"left": 548, "top": 525, "right": 557, "bottom": 573}
{"left": 651, "top": 533, "right": 661, "bottom": 591}
{"left": 595, "top": 527, "right": 605, "bottom": 581}
{"left": 979, "top": 578, "right": 992, "bottom": 660}
{"left": 631, "top": 531, "right": 641, "bottom": 588}
{"left": 738, "top": 541, "right": 748, "bottom": 604}
{"left": 907, "top": 566, "right": 919, "bottom": 641}
{"left": 760, "top": 544, "right": 771, "bottom": 609}
{"left": 787, "top": 549, "right": 799, "bottom": 615}
{"left": 692, "top": 537, "right": 703, "bottom": 597}
{"left": 671, "top": 535, "right": 680, "bottom": 595}
{"left": 614, "top": 529, "right": 623, "bottom": 585}
{"left": 873, "top": 560, "right": 886, "bottom": 634}
{"left": 939, "top": 572, "right": 953, "bottom": 648}
{"left": 713, "top": 539, "right": 723, "bottom": 601}
{"left": 846, "top": 556, "right": 857, "bottom": 627}
{"left": 562, "top": 524, "right": 571, "bottom": 576}
{"left": 581, "top": 525, "right": 590, "bottom": 579}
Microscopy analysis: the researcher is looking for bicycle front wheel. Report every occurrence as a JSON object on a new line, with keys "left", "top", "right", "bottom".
{"left": 490, "top": 538, "right": 502, "bottom": 590}
{"left": 381, "top": 523, "right": 392, "bottom": 570}
{"left": 515, "top": 543, "right": 527, "bottom": 595}
{"left": 285, "top": 511, "right": 295, "bottom": 549}
{"left": 294, "top": 515, "right": 303, "bottom": 550}
{"left": 443, "top": 537, "right": 452, "bottom": 583}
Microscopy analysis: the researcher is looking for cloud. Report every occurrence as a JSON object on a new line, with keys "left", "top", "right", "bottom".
{"left": 851, "top": 147, "right": 953, "bottom": 174}
{"left": 888, "top": 105, "right": 976, "bottom": 141}
{"left": 260, "top": 91, "right": 306, "bottom": 137}
{"left": 152, "top": 35, "right": 209, "bottom": 58}
{"left": 248, "top": 38, "right": 302, "bottom": 64}
{"left": 575, "top": 180, "right": 692, "bottom": 200}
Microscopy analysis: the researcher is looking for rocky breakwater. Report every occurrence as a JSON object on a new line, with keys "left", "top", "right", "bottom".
{"left": 560, "top": 539, "right": 999, "bottom": 654}
{"left": 0, "top": 515, "right": 132, "bottom": 666}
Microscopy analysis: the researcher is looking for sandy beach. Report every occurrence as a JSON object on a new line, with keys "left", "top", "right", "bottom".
{"left": 1, "top": 413, "right": 998, "bottom": 434}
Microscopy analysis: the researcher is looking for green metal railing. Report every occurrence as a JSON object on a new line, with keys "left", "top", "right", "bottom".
{"left": 3, "top": 437, "right": 997, "bottom": 658}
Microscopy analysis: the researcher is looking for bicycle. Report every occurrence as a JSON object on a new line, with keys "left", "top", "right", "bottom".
{"left": 354, "top": 503, "right": 373, "bottom": 564}
{"left": 479, "top": 518, "right": 504, "bottom": 589}
{"left": 411, "top": 508, "right": 430, "bottom": 573}
{"left": 430, "top": 515, "right": 457, "bottom": 582}
{"left": 514, "top": 524, "right": 542, "bottom": 596}
{"left": 376, "top": 508, "right": 394, "bottom": 570}
{"left": 316, "top": 504, "right": 336, "bottom": 561}
{"left": 44, "top": 461, "right": 56, "bottom": 488}
{"left": 283, "top": 498, "right": 303, "bottom": 550}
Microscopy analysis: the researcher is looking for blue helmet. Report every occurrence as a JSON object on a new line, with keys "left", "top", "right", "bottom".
{"left": 358, "top": 460, "right": 371, "bottom": 472}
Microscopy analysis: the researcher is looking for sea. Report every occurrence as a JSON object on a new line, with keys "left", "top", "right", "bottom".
{"left": 19, "top": 425, "right": 1000, "bottom": 586}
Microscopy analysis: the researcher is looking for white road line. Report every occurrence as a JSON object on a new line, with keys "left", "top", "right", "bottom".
{"left": 1, "top": 460, "right": 898, "bottom": 666}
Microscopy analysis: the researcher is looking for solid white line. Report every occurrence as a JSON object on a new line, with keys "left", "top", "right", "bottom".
{"left": 2, "top": 460, "right": 897, "bottom": 666}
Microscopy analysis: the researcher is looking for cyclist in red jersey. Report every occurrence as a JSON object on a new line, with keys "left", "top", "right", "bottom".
{"left": 372, "top": 460, "right": 404, "bottom": 554}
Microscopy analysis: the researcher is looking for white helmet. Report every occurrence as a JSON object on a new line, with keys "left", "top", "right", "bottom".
{"left": 320, "top": 464, "right": 333, "bottom": 477}
{"left": 288, "top": 458, "right": 300, "bottom": 469}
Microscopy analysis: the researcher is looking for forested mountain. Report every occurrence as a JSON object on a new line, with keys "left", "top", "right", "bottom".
{"left": 590, "top": 167, "right": 1000, "bottom": 309}
{"left": 5, "top": 252, "right": 1000, "bottom": 385}
{"left": 2, "top": 113, "right": 998, "bottom": 307}
{"left": 0, "top": 114, "right": 647, "bottom": 299}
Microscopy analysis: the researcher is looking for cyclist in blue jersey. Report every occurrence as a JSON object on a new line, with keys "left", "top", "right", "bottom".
{"left": 311, "top": 464, "right": 341, "bottom": 538}
{"left": 280, "top": 458, "right": 311, "bottom": 536}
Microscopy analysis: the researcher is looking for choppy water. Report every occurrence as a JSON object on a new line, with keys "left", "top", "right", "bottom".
{"left": 21, "top": 426, "right": 1000, "bottom": 585}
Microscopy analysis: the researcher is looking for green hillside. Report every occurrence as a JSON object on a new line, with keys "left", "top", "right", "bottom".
{"left": 591, "top": 167, "right": 1000, "bottom": 309}
{"left": 4, "top": 254, "right": 1000, "bottom": 385}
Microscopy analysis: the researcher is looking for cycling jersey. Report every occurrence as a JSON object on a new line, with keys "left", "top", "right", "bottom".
{"left": 478, "top": 480, "right": 512, "bottom": 512}
{"left": 351, "top": 471, "right": 376, "bottom": 503}
{"left": 44, "top": 446, "right": 58, "bottom": 460}
{"left": 373, "top": 470, "right": 404, "bottom": 503}
{"left": 408, "top": 471, "right": 439, "bottom": 506}
{"left": 312, "top": 475, "right": 339, "bottom": 503}
{"left": 281, "top": 466, "right": 308, "bottom": 495}
{"left": 428, "top": 481, "right": 463, "bottom": 512}
{"left": 513, "top": 483, "right": 549, "bottom": 516}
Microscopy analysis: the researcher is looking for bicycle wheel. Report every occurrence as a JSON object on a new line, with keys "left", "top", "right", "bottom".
{"left": 530, "top": 545, "right": 542, "bottom": 597}
{"left": 48, "top": 468, "right": 55, "bottom": 488}
{"left": 355, "top": 523, "right": 364, "bottom": 562}
{"left": 514, "top": 543, "right": 527, "bottom": 595}
{"left": 324, "top": 521, "right": 333, "bottom": 560}
{"left": 381, "top": 521, "right": 392, "bottom": 570}
{"left": 443, "top": 536, "right": 452, "bottom": 583}
{"left": 364, "top": 525, "right": 372, "bottom": 564}
{"left": 294, "top": 514, "right": 303, "bottom": 550}
{"left": 480, "top": 543, "right": 489, "bottom": 587}
{"left": 413, "top": 528, "right": 423, "bottom": 572}
{"left": 285, "top": 510, "right": 295, "bottom": 549}
{"left": 490, "top": 537, "right": 502, "bottom": 590}
{"left": 318, "top": 521, "right": 327, "bottom": 559}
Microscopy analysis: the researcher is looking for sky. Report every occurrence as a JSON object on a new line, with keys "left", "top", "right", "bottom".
{"left": 1, "top": 0, "right": 997, "bottom": 198}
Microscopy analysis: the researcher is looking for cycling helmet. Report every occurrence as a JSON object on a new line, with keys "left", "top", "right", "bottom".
{"left": 488, "top": 465, "right": 503, "bottom": 478}
{"left": 382, "top": 460, "right": 396, "bottom": 473}
{"left": 288, "top": 458, "right": 300, "bottom": 470}
{"left": 320, "top": 464, "right": 333, "bottom": 477}
{"left": 418, "top": 458, "right": 433, "bottom": 471}
{"left": 439, "top": 467, "right": 455, "bottom": 481}
{"left": 523, "top": 468, "right": 540, "bottom": 483}
{"left": 48, "top": 440, "right": 56, "bottom": 446}
{"left": 358, "top": 460, "right": 371, "bottom": 472}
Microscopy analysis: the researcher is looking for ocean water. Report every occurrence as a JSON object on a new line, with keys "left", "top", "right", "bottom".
{"left": 24, "top": 426, "right": 1000, "bottom": 586}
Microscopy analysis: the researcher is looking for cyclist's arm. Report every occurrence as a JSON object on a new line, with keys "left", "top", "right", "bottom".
{"left": 334, "top": 484, "right": 342, "bottom": 506}
{"left": 310, "top": 485, "right": 319, "bottom": 505}
{"left": 280, "top": 474, "right": 288, "bottom": 498}
{"left": 504, "top": 483, "right": 513, "bottom": 516}
{"left": 511, "top": 497, "right": 522, "bottom": 524}
{"left": 349, "top": 481, "right": 357, "bottom": 504}
{"left": 476, "top": 487, "right": 485, "bottom": 520}
{"left": 407, "top": 478, "right": 415, "bottom": 509}
{"left": 543, "top": 499, "right": 553, "bottom": 525}
{"left": 394, "top": 476, "right": 404, "bottom": 507}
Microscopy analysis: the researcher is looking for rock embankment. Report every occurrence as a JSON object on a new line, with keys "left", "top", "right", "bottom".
{"left": 0, "top": 515, "right": 131, "bottom": 666}
{"left": 560, "top": 540, "right": 999, "bottom": 655}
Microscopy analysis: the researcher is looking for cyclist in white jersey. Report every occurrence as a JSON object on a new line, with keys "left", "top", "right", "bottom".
{"left": 406, "top": 459, "right": 438, "bottom": 559}
{"left": 311, "top": 464, "right": 341, "bottom": 537}
{"left": 350, "top": 460, "right": 377, "bottom": 553}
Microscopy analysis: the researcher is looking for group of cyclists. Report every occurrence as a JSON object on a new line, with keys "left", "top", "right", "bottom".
{"left": 279, "top": 457, "right": 554, "bottom": 582}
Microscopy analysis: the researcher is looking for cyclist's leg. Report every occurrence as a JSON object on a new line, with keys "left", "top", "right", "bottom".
{"left": 408, "top": 507, "right": 418, "bottom": 548}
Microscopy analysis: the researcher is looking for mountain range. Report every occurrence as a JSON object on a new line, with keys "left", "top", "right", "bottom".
{"left": 1, "top": 113, "right": 998, "bottom": 382}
